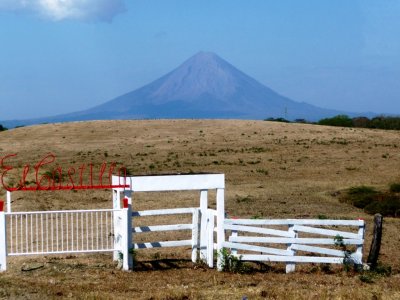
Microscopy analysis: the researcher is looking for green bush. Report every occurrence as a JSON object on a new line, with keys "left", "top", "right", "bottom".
{"left": 318, "top": 115, "right": 353, "bottom": 127}
{"left": 315, "top": 115, "right": 400, "bottom": 130}
{"left": 368, "top": 116, "right": 400, "bottom": 130}
{"left": 0, "top": 124, "right": 7, "bottom": 131}
{"left": 340, "top": 186, "right": 377, "bottom": 208}
{"left": 389, "top": 183, "right": 400, "bottom": 193}
{"left": 364, "top": 194, "right": 400, "bottom": 217}
{"left": 219, "top": 248, "right": 248, "bottom": 273}
{"left": 340, "top": 185, "right": 400, "bottom": 217}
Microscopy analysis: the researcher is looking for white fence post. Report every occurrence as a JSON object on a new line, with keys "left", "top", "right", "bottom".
{"left": 286, "top": 225, "right": 296, "bottom": 273}
{"left": 6, "top": 192, "right": 11, "bottom": 213}
{"left": 0, "top": 201, "right": 7, "bottom": 271}
{"left": 122, "top": 199, "right": 132, "bottom": 271}
{"left": 191, "top": 208, "right": 200, "bottom": 263}
{"left": 355, "top": 220, "right": 365, "bottom": 265}
{"left": 113, "top": 189, "right": 121, "bottom": 261}
{"left": 199, "top": 190, "right": 208, "bottom": 262}
{"left": 124, "top": 190, "right": 133, "bottom": 268}
{"left": 207, "top": 210, "right": 215, "bottom": 268}
{"left": 216, "top": 188, "right": 225, "bottom": 271}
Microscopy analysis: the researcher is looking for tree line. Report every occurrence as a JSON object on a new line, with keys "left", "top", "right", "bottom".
{"left": 266, "top": 115, "right": 400, "bottom": 130}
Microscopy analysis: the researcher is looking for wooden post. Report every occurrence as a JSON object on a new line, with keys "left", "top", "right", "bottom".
{"left": 367, "top": 214, "right": 383, "bottom": 270}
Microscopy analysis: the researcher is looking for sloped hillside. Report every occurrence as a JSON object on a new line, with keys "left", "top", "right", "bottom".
{"left": 0, "top": 120, "right": 399, "bottom": 298}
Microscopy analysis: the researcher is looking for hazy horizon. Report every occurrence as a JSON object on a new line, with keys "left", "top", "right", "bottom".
{"left": 1, "top": 1, "right": 399, "bottom": 120}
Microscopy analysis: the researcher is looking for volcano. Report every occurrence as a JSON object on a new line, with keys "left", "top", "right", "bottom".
{"left": 77, "top": 51, "right": 343, "bottom": 120}
{"left": 2, "top": 51, "right": 349, "bottom": 127}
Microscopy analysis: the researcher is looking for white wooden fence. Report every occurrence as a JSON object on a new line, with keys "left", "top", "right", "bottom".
{"left": 0, "top": 174, "right": 368, "bottom": 273}
{"left": 222, "top": 218, "right": 365, "bottom": 273}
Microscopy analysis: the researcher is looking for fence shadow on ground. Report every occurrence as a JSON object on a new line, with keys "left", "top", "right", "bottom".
{"left": 133, "top": 258, "right": 193, "bottom": 271}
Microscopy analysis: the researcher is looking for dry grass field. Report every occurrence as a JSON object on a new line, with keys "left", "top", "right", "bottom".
{"left": 0, "top": 119, "right": 400, "bottom": 299}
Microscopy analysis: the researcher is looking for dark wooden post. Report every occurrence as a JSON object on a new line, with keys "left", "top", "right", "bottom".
{"left": 367, "top": 213, "right": 383, "bottom": 269}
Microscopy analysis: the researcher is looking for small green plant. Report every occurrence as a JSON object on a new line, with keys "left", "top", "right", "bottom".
{"left": 251, "top": 214, "right": 262, "bottom": 219}
{"left": 317, "top": 214, "right": 328, "bottom": 220}
{"left": 334, "top": 235, "right": 357, "bottom": 271}
{"left": 219, "top": 248, "right": 248, "bottom": 273}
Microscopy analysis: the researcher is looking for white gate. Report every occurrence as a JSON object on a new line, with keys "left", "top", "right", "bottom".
{"left": 111, "top": 174, "right": 224, "bottom": 269}
{"left": 6, "top": 209, "right": 118, "bottom": 256}
{"left": 0, "top": 208, "right": 127, "bottom": 271}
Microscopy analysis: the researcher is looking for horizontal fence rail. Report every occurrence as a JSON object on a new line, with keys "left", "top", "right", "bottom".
{"left": 131, "top": 207, "right": 199, "bottom": 256}
{"left": 223, "top": 218, "right": 365, "bottom": 273}
{"left": 6, "top": 209, "right": 119, "bottom": 256}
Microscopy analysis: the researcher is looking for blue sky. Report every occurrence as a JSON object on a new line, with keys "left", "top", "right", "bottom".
{"left": 0, "top": 0, "right": 399, "bottom": 120}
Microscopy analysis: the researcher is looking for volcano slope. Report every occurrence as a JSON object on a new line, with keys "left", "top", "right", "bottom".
{"left": 0, "top": 120, "right": 399, "bottom": 299}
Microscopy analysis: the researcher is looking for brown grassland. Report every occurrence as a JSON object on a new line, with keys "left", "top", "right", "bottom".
{"left": 0, "top": 119, "right": 399, "bottom": 299}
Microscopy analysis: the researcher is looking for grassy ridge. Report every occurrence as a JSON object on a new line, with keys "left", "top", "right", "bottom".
{"left": 1, "top": 119, "right": 400, "bottom": 299}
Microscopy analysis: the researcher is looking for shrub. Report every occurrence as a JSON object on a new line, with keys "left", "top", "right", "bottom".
{"left": 368, "top": 116, "right": 400, "bottom": 130}
{"left": 340, "top": 185, "right": 400, "bottom": 217}
{"left": 219, "top": 248, "right": 248, "bottom": 273}
{"left": 352, "top": 117, "right": 370, "bottom": 128}
{"left": 364, "top": 194, "right": 400, "bottom": 217}
{"left": 340, "top": 186, "right": 377, "bottom": 209}
{"left": 389, "top": 183, "right": 400, "bottom": 193}
{"left": 318, "top": 115, "right": 353, "bottom": 127}
{"left": 0, "top": 124, "right": 7, "bottom": 131}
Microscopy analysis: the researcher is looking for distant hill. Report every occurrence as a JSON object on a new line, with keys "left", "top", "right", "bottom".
{"left": 1, "top": 51, "right": 365, "bottom": 128}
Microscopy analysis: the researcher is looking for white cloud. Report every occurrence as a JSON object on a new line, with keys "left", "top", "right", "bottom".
{"left": 0, "top": 0, "right": 126, "bottom": 22}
